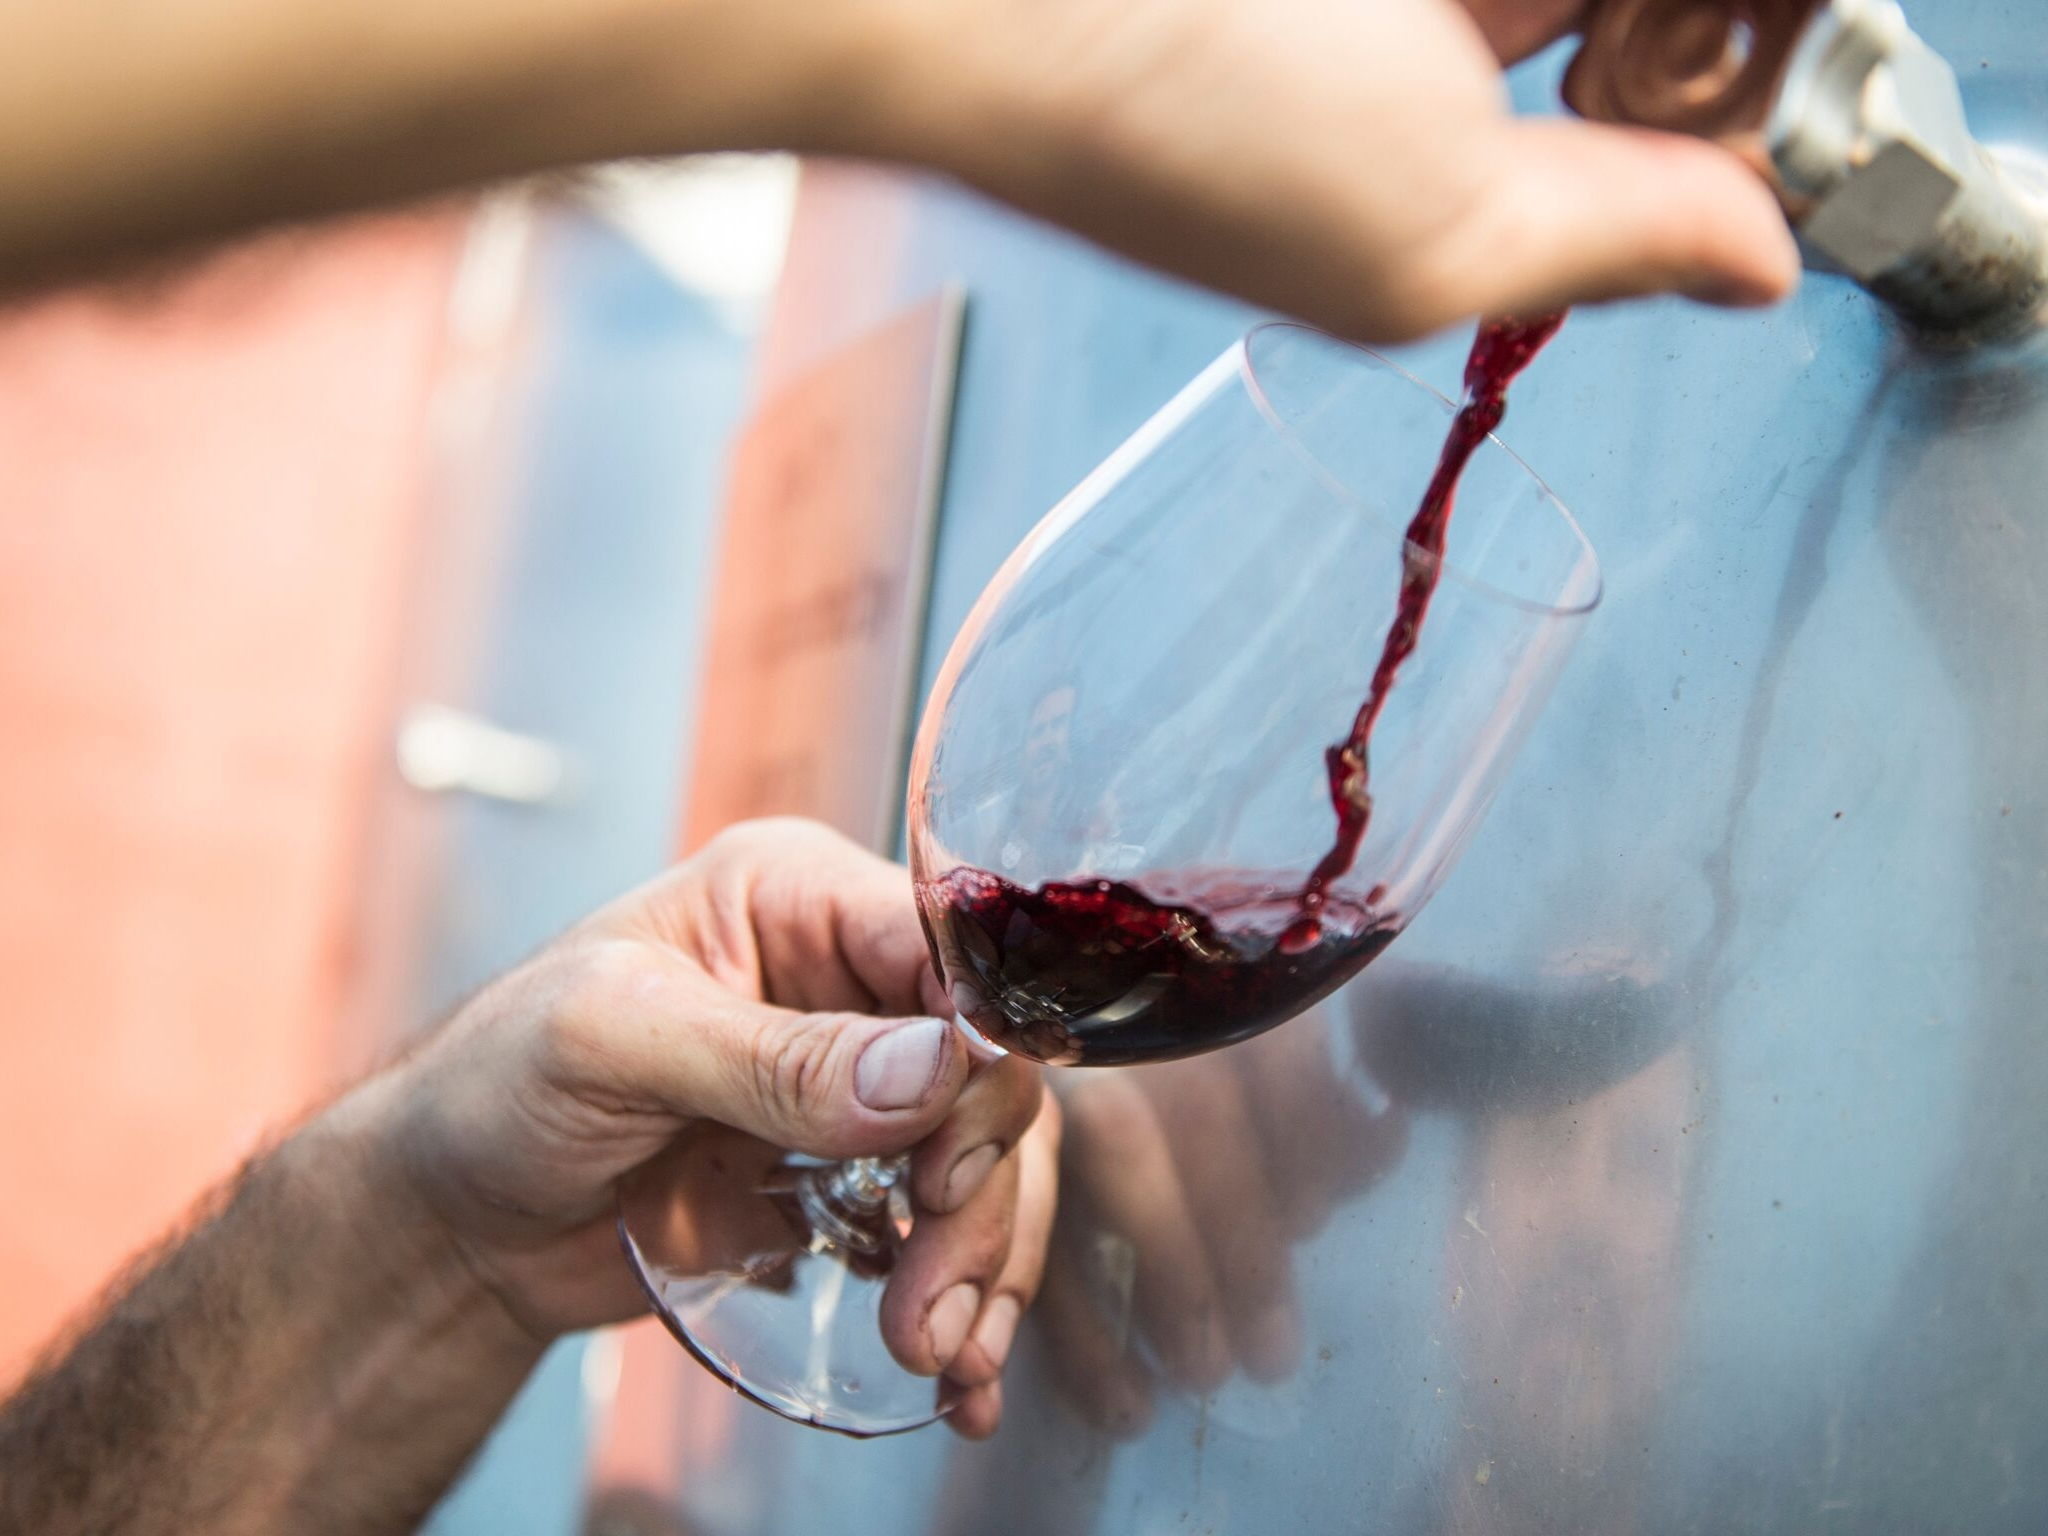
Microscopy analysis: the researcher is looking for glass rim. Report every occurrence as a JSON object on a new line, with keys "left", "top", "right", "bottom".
{"left": 1237, "top": 321, "right": 1604, "bottom": 620}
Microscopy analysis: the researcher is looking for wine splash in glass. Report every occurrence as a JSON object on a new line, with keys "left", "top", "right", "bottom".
{"left": 621, "top": 317, "right": 1597, "bottom": 1434}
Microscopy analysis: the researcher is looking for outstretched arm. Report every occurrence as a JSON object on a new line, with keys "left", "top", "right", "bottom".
{"left": 0, "top": 0, "right": 1794, "bottom": 335}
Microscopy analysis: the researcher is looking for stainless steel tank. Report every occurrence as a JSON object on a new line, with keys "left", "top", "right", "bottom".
{"left": 586, "top": 3, "right": 2048, "bottom": 1530}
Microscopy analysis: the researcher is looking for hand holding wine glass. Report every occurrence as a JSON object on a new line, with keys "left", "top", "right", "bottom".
{"left": 385, "top": 818, "right": 1056, "bottom": 1440}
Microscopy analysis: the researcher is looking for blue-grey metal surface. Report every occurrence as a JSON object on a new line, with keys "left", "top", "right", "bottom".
{"left": 661, "top": 14, "right": 2048, "bottom": 1535}
{"left": 404, "top": 207, "right": 752, "bottom": 1536}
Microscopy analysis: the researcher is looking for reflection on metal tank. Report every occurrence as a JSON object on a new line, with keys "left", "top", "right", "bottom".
{"left": 588, "top": 4, "right": 2048, "bottom": 1533}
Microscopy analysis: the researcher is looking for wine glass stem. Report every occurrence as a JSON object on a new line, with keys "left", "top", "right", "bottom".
{"left": 794, "top": 1154, "right": 907, "bottom": 1255}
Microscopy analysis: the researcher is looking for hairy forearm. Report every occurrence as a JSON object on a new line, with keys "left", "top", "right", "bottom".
{"left": 0, "top": 1078, "right": 544, "bottom": 1536}
{"left": 0, "top": 0, "right": 938, "bottom": 289}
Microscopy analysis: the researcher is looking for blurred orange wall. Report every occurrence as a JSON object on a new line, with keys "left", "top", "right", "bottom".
{"left": 0, "top": 211, "right": 465, "bottom": 1384}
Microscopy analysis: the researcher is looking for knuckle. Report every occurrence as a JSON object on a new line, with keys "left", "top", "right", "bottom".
{"left": 694, "top": 818, "right": 777, "bottom": 878}
{"left": 750, "top": 1010, "right": 843, "bottom": 1122}
{"left": 709, "top": 815, "right": 832, "bottom": 861}
{"left": 532, "top": 940, "right": 643, "bottom": 1082}
{"left": 528, "top": 1002, "right": 586, "bottom": 1085}
{"left": 559, "top": 938, "right": 642, "bottom": 1021}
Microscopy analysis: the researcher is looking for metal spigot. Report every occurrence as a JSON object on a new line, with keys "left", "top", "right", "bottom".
{"left": 1567, "top": 0, "right": 2048, "bottom": 339}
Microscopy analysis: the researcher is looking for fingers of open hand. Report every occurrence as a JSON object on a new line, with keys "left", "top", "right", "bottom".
{"left": 1239, "top": 1016, "right": 1409, "bottom": 1242}
{"left": 1149, "top": 1060, "right": 1299, "bottom": 1381}
{"left": 1062, "top": 1074, "right": 1229, "bottom": 1392}
{"left": 1037, "top": 1236, "right": 1156, "bottom": 1438}
{"left": 1012, "top": 1032, "right": 1409, "bottom": 1430}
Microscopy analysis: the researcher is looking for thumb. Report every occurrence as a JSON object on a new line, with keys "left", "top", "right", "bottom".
{"left": 1459, "top": 119, "right": 1799, "bottom": 318}
{"left": 609, "top": 973, "right": 971, "bottom": 1159}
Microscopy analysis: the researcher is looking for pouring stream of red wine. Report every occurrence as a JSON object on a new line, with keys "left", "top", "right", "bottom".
{"left": 1281, "top": 309, "right": 1566, "bottom": 953}
{"left": 922, "top": 314, "right": 1565, "bottom": 1065}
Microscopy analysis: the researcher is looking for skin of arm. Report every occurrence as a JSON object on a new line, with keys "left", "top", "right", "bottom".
{"left": 0, "top": 1088, "right": 543, "bottom": 1534}
{"left": 0, "top": 820, "right": 1058, "bottom": 1534}
{"left": 0, "top": 0, "right": 1796, "bottom": 333}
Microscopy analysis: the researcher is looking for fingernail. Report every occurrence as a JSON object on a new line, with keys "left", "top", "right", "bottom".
{"left": 855, "top": 1017, "right": 949, "bottom": 1111}
{"left": 929, "top": 1282, "right": 981, "bottom": 1370}
{"left": 944, "top": 1143, "right": 1001, "bottom": 1210}
{"left": 972, "top": 1294, "right": 1022, "bottom": 1374}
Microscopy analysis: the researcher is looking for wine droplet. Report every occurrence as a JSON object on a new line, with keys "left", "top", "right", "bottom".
{"left": 1278, "top": 917, "right": 1322, "bottom": 955}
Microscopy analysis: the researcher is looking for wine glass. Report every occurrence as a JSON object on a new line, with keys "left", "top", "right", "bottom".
{"left": 619, "top": 322, "right": 1601, "bottom": 1435}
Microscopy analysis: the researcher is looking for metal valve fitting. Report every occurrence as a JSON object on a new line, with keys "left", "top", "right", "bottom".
{"left": 1568, "top": 0, "right": 2048, "bottom": 339}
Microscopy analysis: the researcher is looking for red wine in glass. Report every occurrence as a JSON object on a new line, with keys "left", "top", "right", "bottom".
{"left": 920, "top": 314, "right": 1566, "bottom": 1066}
{"left": 920, "top": 867, "right": 1397, "bottom": 1066}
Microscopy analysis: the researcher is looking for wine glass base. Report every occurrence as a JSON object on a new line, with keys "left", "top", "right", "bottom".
{"left": 620, "top": 1218, "right": 955, "bottom": 1436}
{"left": 615, "top": 1132, "right": 955, "bottom": 1437}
